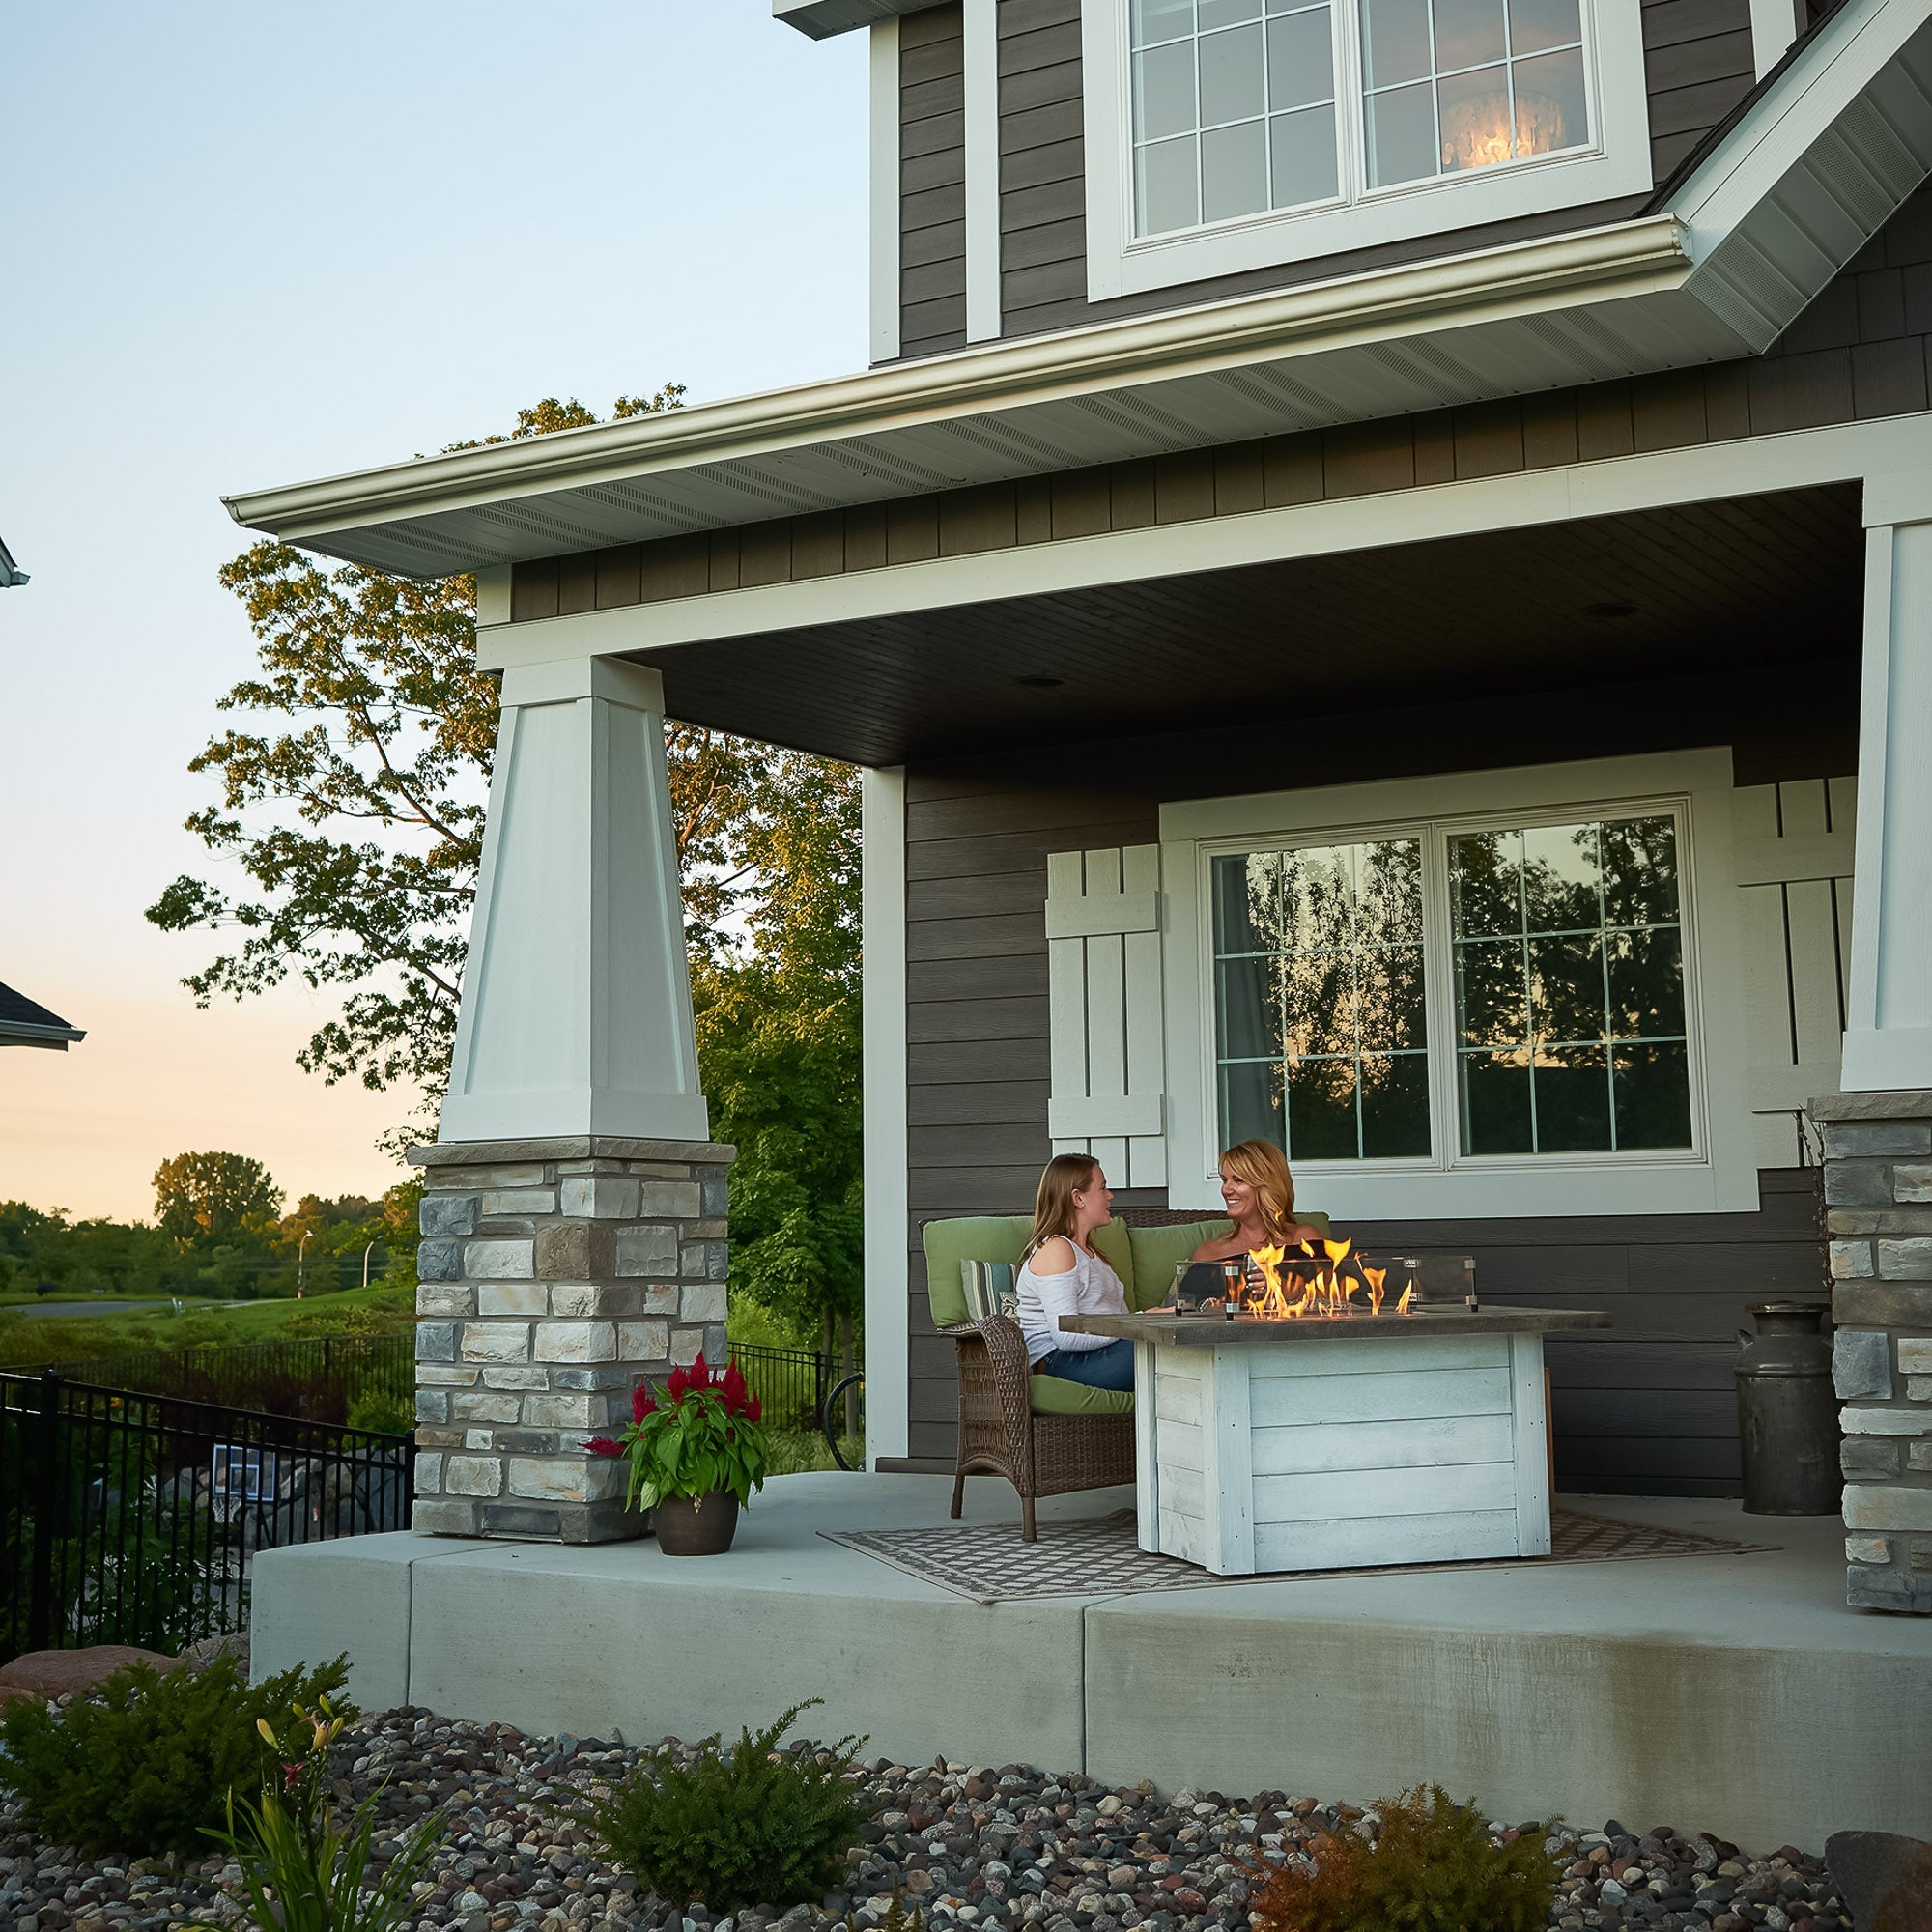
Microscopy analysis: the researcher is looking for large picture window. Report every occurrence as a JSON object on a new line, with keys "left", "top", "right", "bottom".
{"left": 1129, "top": 0, "right": 1594, "bottom": 239}
{"left": 1208, "top": 808, "right": 1696, "bottom": 1168}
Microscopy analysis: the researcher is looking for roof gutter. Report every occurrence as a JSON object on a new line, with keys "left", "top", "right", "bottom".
{"left": 226, "top": 214, "right": 1690, "bottom": 546}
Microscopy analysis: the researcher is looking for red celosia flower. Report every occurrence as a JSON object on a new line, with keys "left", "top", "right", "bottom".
{"left": 691, "top": 1350, "right": 711, "bottom": 1385}
{"left": 721, "top": 1363, "right": 749, "bottom": 1416}
{"left": 632, "top": 1382, "right": 657, "bottom": 1424}
{"left": 746, "top": 1395, "right": 762, "bottom": 1423}
{"left": 584, "top": 1436, "right": 623, "bottom": 1457}
{"left": 666, "top": 1363, "right": 690, "bottom": 1403}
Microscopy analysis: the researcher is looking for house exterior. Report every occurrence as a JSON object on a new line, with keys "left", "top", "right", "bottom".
{"left": 0, "top": 534, "right": 27, "bottom": 588}
{"left": 0, "top": 981, "right": 84, "bottom": 1051}
{"left": 230, "top": 0, "right": 1932, "bottom": 1610}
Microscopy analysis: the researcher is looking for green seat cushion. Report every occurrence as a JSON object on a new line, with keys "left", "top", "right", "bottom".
{"left": 1027, "top": 1374, "right": 1136, "bottom": 1416}
{"left": 922, "top": 1208, "right": 1333, "bottom": 1327}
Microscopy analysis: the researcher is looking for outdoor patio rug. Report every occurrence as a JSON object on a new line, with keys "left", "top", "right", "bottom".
{"left": 818, "top": 1507, "right": 1778, "bottom": 1604}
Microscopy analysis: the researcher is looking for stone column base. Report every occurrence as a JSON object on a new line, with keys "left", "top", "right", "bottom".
{"left": 1812, "top": 1092, "right": 1932, "bottom": 1613}
{"left": 407, "top": 1135, "right": 734, "bottom": 1545}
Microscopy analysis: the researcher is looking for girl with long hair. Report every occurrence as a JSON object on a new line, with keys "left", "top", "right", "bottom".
{"left": 1190, "top": 1138, "right": 1322, "bottom": 1269}
{"left": 1013, "top": 1152, "right": 1135, "bottom": 1392}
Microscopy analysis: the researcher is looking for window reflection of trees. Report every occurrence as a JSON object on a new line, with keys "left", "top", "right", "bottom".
{"left": 1449, "top": 816, "right": 1689, "bottom": 1153}
{"left": 1215, "top": 839, "right": 1427, "bottom": 1159}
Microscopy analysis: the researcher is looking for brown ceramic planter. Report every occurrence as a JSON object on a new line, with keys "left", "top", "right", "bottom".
{"left": 651, "top": 1489, "right": 740, "bottom": 1555}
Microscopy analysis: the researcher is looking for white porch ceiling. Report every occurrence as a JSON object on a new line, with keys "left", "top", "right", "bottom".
{"left": 225, "top": 0, "right": 1932, "bottom": 582}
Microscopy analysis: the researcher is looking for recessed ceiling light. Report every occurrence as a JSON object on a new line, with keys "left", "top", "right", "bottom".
{"left": 1015, "top": 674, "right": 1065, "bottom": 690}
{"left": 1584, "top": 600, "right": 1640, "bottom": 619}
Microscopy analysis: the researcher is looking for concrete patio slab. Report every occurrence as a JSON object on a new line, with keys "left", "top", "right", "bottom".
{"left": 250, "top": 1476, "right": 1932, "bottom": 1852}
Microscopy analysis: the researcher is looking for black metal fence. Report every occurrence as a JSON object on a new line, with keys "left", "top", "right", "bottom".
{"left": 33, "top": 1333, "right": 412, "bottom": 1426}
{"left": 0, "top": 1372, "right": 413, "bottom": 1663}
{"left": 726, "top": 1342, "right": 838, "bottom": 1431}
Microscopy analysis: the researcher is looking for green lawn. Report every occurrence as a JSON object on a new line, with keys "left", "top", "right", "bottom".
{"left": 0, "top": 1279, "right": 413, "bottom": 1369}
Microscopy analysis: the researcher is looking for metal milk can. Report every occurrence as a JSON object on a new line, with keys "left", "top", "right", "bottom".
{"left": 1735, "top": 1301, "right": 1842, "bottom": 1515}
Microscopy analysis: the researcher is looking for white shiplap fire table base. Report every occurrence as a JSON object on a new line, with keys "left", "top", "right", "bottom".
{"left": 1061, "top": 1308, "right": 1609, "bottom": 1577}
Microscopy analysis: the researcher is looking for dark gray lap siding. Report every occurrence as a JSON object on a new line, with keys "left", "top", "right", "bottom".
{"left": 986, "top": 0, "right": 1759, "bottom": 345}
{"left": 902, "top": 731, "right": 1833, "bottom": 1493}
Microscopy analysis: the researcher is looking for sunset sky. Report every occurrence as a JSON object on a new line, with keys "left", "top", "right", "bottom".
{"left": 1, "top": 3, "right": 867, "bottom": 1223}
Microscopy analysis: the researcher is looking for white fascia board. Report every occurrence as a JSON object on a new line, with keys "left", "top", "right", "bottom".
{"left": 227, "top": 217, "right": 1689, "bottom": 542}
{"left": 0, "top": 534, "right": 25, "bottom": 587}
{"left": 0, "top": 1018, "right": 85, "bottom": 1046}
{"left": 1678, "top": 0, "right": 1932, "bottom": 255}
{"left": 472, "top": 414, "right": 1932, "bottom": 670}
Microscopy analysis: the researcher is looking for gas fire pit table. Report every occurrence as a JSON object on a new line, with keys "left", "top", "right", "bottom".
{"left": 1060, "top": 1305, "right": 1608, "bottom": 1577}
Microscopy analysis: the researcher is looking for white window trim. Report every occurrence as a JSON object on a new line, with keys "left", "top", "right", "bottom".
{"left": 1081, "top": 0, "right": 1655, "bottom": 301}
{"left": 869, "top": 18, "right": 902, "bottom": 364}
{"left": 1159, "top": 750, "right": 1759, "bottom": 1222}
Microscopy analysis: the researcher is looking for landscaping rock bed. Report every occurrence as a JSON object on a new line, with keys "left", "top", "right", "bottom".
{"left": 0, "top": 1705, "right": 1856, "bottom": 1932}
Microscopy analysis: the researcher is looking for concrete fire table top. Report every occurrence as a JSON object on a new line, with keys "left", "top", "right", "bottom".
{"left": 1061, "top": 1306, "right": 1611, "bottom": 1347}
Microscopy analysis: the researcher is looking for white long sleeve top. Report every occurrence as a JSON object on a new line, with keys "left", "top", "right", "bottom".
{"left": 1015, "top": 1240, "right": 1129, "bottom": 1365}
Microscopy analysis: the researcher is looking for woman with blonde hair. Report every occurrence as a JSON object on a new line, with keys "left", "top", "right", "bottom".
{"left": 1190, "top": 1138, "right": 1323, "bottom": 1269}
{"left": 1013, "top": 1153, "right": 1135, "bottom": 1391}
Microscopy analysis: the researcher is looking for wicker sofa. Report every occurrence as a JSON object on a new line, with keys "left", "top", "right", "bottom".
{"left": 921, "top": 1209, "right": 1330, "bottom": 1539}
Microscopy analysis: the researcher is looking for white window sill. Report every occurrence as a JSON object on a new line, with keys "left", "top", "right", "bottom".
{"left": 1081, "top": 0, "right": 1654, "bottom": 303}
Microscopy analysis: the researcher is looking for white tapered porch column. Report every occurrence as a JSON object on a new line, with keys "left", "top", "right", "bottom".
{"left": 412, "top": 656, "right": 731, "bottom": 1545}
{"left": 442, "top": 657, "right": 707, "bottom": 1142}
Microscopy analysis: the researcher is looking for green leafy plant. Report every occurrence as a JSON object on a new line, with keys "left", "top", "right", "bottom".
{"left": 575, "top": 1699, "right": 875, "bottom": 1909}
{"left": 0, "top": 1651, "right": 352, "bottom": 1856}
{"left": 346, "top": 1386, "right": 415, "bottom": 1436}
{"left": 193, "top": 1696, "right": 442, "bottom": 1932}
{"left": 587, "top": 1353, "right": 769, "bottom": 1510}
{"left": 1244, "top": 1786, "right": 1563, "bottom": 1932}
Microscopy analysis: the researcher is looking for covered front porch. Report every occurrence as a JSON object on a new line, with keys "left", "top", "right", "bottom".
{"left": 249, "top": 1470, "right": 1932, "bottom": 1853}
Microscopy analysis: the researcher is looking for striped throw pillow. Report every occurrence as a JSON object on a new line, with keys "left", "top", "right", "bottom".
{"left": 959, "top": 1259, "right": 1018, "bottom": 1322}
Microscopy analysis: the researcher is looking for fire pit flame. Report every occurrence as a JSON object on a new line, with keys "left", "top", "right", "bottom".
{"left": 1239, "top": 1237, "right": 1417, "bottom": 1322}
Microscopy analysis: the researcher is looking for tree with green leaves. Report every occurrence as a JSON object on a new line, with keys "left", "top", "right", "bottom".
{"left": 150, "top": 390, "right": 864, "bottom": 1352}
{"left": 152, "top": 1151, "right": 283, "bottom": 1246}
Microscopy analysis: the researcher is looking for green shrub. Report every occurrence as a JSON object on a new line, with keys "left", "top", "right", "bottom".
{"left": 576, "top": 1700, "right": 875, "bottom": 1909}
{"left": 1246, "top": 1785, "right": 1563, "bottom": 1932}
{"left": 0, "top": 1651, "right": 353, "bottom": 1856}
{"left": 346, "top": 1386, "right": 415, "bottom": 1436}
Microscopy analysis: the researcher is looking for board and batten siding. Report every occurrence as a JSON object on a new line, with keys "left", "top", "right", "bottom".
{"left": 989, "top": 0, "right": 1760, "bottom": 346}
{"left": 514, "top": 180, "right": 1932, "bottom": 624}
{"left": 905, "top": 766, "right": 1843, "bottom": 1492}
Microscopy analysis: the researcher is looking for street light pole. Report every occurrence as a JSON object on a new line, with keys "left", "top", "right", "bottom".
{"left": 298, "top": 1230, "right": 310, "bottom": 1299}
{"left": 362, "top": 1240, "right": 376, "bottom": 1289}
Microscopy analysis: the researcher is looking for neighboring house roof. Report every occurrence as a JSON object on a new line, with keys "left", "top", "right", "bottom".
{"left": 225, "top": 0, "right": 1932, "bottom": 580}
{"left": 0, "top": 534, "right": 26, "bottom": 588}
{"left": 0, "top": 981, "right": 85, "bottom": 1050}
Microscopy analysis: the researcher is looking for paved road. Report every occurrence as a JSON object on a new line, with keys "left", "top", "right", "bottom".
{"left": 12, "top": 1298, "right": 181, "bottom": 1319}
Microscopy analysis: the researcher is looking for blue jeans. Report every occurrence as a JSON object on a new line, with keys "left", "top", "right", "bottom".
{"left": 1035, "top": 1340, "right": 1135, "bottom": 1390}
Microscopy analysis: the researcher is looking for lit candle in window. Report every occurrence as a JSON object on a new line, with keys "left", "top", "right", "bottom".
{"left": 1439, "top": 87, "right": 1570, "bottom": 174}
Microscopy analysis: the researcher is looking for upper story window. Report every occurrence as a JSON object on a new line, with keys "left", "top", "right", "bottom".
{"left": 1088, "top": 0, "right": 1650, "bottom": 300}
{"left": 1129, "top": 0, "right": 1593, "bottom": 239}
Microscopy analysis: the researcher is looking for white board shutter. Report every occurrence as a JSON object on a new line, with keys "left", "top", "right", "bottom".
{"left": 1045, "top": 844, "right": 1168, "bottom": 1188}
{"left": 1735, "top": 778, "right": 1856, "bottom": 1167}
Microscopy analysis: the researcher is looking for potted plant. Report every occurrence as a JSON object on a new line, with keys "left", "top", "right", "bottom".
{"left": 586, "top": 1353, "right": 768, "bottom": 1555}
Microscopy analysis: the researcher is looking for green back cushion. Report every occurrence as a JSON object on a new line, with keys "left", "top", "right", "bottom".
{"left": 922, "top": 1209, "right": 1330, "bottom": 1326}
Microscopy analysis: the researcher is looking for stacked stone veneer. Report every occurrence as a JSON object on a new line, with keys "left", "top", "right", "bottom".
{"left": 408, "top": 1136, "right": 734, "bottom": 1544}
{"left": 1813, "top": 1092, "right": 1932, "bottom": 1613}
